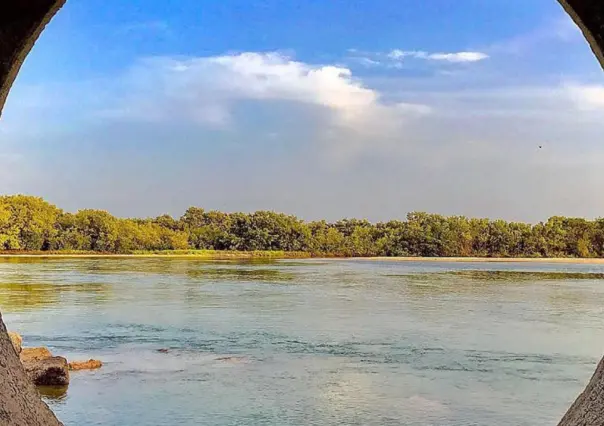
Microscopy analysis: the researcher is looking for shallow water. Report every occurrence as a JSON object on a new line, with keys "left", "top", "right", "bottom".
{"left": 2, "top": 257, "right": 604, "bottom": 425}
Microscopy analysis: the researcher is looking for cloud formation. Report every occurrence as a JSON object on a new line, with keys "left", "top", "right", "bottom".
{"left": 103, "top": 52, "right": 432, "bottom": 163}
{"left": 388, "top": 50, "right": 489, "bottom": 63}
{"left": 348, "top": 49, "right": 489, "bottom": 69}
{"left": 565, "top": 84, "right": 604, "bottom": 111}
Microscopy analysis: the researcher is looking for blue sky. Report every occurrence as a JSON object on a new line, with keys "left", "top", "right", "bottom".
{"left": 1, "top": 0, "right": 604, "bottom": 222}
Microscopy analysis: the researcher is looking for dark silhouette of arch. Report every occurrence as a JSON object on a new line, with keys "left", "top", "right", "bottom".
{"left": 0, "top": 1, "right": 603, "bottom": 424}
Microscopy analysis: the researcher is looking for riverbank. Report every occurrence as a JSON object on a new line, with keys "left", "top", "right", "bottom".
{"left": 1, "top": 251, "right": 604, "bottom": 264}
{"left": 0, "top": 250, "right": 311, "bottom": 259}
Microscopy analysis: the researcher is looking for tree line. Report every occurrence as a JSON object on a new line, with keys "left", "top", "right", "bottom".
{"left": 1, "top": 195, "right": 603, "bottom": 257}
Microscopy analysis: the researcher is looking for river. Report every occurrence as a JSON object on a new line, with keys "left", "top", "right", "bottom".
{"left": 1, "top": 257, "right": 603, "bottom": 425}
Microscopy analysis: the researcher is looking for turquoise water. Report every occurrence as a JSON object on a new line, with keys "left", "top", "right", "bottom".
{"left": 2, "top": 258, "right": 604, "bottom": 425}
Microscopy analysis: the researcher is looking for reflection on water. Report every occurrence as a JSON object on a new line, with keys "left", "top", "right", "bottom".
{"left": 37, "top": 386, "right": 68, "bottom": 402}
{"left": 0, "top": 282, "right": 111, "bottom": 312}
{"left": 1, "top": 258, "right": 604, "bottom": 425}
{"left": 186, "top": 267, "right": 296, "bottom": 282}
{"left": 449, "top": 270, "right": 604, "bottom": 280}
{"left": 389, "top": 269, "right": 604, "bottom": 282}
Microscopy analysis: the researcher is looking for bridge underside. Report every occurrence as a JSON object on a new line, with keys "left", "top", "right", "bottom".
{"left": 0, "top": 1, "right": 604, "bottom": 425}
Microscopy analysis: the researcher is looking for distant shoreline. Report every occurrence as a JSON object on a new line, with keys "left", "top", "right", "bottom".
{"left": 0, "top": 250, "right": 308, "bottom": 260}
{"left": 0, "top": 252, "right": 604, "bottom": 264}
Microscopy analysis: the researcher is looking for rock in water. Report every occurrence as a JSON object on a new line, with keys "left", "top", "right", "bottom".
{"left": 22, "top": 356, "right": 70, "bottom": 387}
{"left": 20, "top": 347, "right": 52, "bottom": 363}
{"left": 8, "top": 332, "right": 22, "bottom": 354}
{"left": 19, "top": 348, "right": 70, "bottom": 387}
{"left": 68, "top": 359, "right": 102, "bottom": 371}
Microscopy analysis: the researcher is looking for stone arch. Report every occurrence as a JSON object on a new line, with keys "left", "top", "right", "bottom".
{"left": 558, "top": 0, "right": 604, "bottom": 69}
{"left": 0, "top": 1, "right": 603, "bottom": 425}
{"left": 0, "top": 1, "right": 66, "bottom": 117}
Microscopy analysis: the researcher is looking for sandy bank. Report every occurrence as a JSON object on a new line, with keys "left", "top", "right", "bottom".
{"left": 0, "top": 253, "right": 603, "bottom": 264}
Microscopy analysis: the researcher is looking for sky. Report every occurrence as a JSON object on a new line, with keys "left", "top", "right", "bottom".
{"left": 1, "top": 0, "right": 604, "bottom": 223}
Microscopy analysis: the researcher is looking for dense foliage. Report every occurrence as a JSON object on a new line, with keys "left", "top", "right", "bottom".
{"left": 1, "top": 195, "right": 604, "bottom": 257}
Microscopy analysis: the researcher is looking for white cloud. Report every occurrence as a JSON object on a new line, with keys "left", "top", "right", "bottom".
{"left": 351, "top": 57, "right": 382, "bottom": 67}
{"left": 427, "top": 52, "right": 489, "bottom": 63}
{"left": 106, "top": 52, "right": 432, "bottom": 156}
{"left": 349, "top": 49, "right": 489, "bottom": 69}
{"left": 387, "top": 50, "right": 489, "bottom": 63}
{"left": 565, "top": 84, "right": 604, "bottom": 111}
{"left": 387, "top": 49, "right": 421, "bottom": 60}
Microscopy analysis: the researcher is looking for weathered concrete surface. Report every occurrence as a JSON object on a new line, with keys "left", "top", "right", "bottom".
{"left": 559, "top": 356, "right": 604, "bottom": 426}
{"left": 560, "top": 0, "right": 604, "bottom": 69}
{"left": 0, "top": 0, "right": 66, "bottom": 116}
{"left": 0, "top": 313, "right": 62, "bottom": 426}
{"left": 8, "top": 332, "right": 22, "bottom": 354}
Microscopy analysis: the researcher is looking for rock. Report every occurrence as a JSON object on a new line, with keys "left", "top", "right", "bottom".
{"left": 19, "top": 348, "right": 69, "bottom": 386}
{"left": 8, "top": 332, "right": 22, "bottom": 354}
{"left": 156, "top": 348, "right": 169, "bottom": 353}
{"left": 68, "top": 359, "right": 102, "bottom": 371}
{"left": 22, "top": 356, "right": 70, "bottom": 387}
{"left": 20, "top": 347, "right": 52, "bottom": 363}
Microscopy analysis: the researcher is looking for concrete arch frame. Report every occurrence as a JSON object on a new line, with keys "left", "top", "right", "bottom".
{"left": 0, "top": 1, "right": 603, "bottom": 425}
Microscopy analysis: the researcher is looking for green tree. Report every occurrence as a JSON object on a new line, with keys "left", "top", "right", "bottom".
{"left": 0, "top": 195, "right": 61, "bottom": 250}
{"left": 73, "top": 210, "right": 119, "bottom": 252}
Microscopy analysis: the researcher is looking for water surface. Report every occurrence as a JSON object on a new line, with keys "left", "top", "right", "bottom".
{"left": 2, "top": 258, "right": 604, "bottom": 425}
